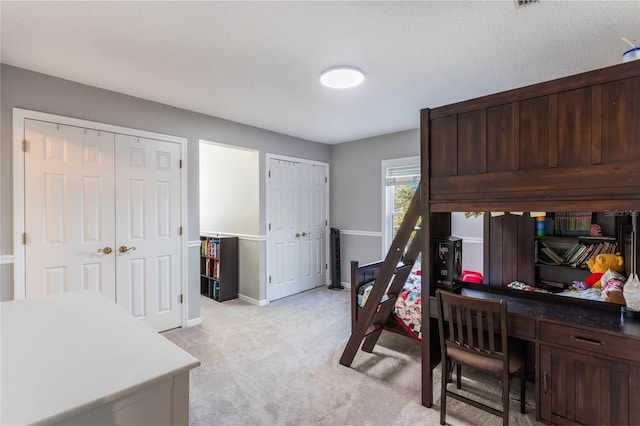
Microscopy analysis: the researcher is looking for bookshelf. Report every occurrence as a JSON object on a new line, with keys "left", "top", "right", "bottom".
{"left": 200, "top": 236, "right": 239, "bottom": 302}
{"left": 534, "top": 213, "right": 620, "bottom": 291}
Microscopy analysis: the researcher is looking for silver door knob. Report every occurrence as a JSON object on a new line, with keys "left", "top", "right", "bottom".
{"left": 302, "top": 232, "right": 308, "bottom": 237}
{"left": 119, "top": 245, "right": 136, "bottom": 253}
{"left": 295, "top": 233, "right": 301, "bottom": 238}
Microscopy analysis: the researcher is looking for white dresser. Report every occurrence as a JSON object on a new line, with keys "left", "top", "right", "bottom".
{"left": 1, "top": 290, "right": 200, "bottom": 425}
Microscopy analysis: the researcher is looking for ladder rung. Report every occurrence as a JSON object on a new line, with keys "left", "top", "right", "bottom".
{"left": 379, "top": 296, "right": 397, "bottom": 306}
{"left": 365, "top": 324, "right": 384, "bottom": 337}
{"left": 395, "top": 264, "right": 414, "bottom": 275}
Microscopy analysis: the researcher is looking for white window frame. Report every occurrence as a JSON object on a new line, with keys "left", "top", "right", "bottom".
{"left": 381, "top": 156, "right": 420, "bottom": 255}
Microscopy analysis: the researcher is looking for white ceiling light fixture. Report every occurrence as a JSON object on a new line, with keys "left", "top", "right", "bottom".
{"left": 320, "top": 66, "right": 365, "bottom": 89}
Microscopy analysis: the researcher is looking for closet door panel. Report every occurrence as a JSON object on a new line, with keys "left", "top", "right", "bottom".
{"left": 267, "top": 159, "right": 300, "bottom": 300}
{"left": 115, "top": 135, "right": 181, "bottom": 331}
{"left": 24, "top": 120, "right": 116, "bottom": 299}
{"left": 298, "top": 163, "right": 326, "bottom": 292}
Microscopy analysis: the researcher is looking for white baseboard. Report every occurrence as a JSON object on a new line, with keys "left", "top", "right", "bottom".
{"left": 186, "top": 317, "right": 202, "bottom": 327}
{"left": 238, "top": 294, "right": 268, "bottom": 306}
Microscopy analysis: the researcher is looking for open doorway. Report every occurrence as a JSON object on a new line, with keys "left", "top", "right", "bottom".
{"left": 199, "top": 140, "right": 259, "bottom": 300}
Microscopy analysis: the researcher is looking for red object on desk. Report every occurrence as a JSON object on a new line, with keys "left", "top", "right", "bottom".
{"left": 461, "top": 270, "right": 483, "bottom": 283}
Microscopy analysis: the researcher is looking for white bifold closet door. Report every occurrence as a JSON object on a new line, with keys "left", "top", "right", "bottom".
{"left": 24, "top": 119, "right": 181, "bottom": 332}
{"left": 268, "top": 158, "right": 327, "bottom": 301}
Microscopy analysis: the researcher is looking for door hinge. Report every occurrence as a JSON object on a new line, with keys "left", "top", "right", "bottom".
{"left": 325, "top": 263, "right": 328, "bottom": 270}
{"left": 22, "top": 139, "right": 27, "bottom": 152}
{"left": 179, "top": 226, "right": 183, "bottom": 236}
{"left": 179, "top": 159, "right": 182, "bottom": 169}
{"left": 179, "top": 294, "right": 184, "bottom": 304}
{"left": 22, "top": 233, "right": 27, "bottom": 244}
{"left": 269, "top": 223, "right": 271, "bottom": 231}
{"left": 269, "top": 276, "right": 271, "bottom": 284}
{"left": 268, "top": 170, "right": 271, "bottom": 178}
{"left": 325, "top": 220, "right": 328, "bottom": 226}
{"left": 325, "top": 176, "right": 327, "bottom": 183}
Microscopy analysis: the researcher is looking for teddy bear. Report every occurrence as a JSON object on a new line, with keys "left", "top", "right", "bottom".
{"left": 600, "top": 269, "right": 627, "bottom": 305}
{"left": 584, "top": 252, "right": 624, "bottom": 289}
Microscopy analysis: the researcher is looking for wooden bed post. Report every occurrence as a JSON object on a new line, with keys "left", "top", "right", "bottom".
{"left": 420, "top": 108, "right": 433, "bottom": 408}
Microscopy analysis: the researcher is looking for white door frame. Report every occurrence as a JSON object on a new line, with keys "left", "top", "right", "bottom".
{"left": 12, "top": 108, "right": 189, "bottom": 328}
{"left": 265, "top": 153, "right": 330, "bottom": 303}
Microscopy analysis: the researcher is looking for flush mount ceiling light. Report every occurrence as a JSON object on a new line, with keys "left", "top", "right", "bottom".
{"left": 320, "top": 66, "right": 364, "bottom": 89}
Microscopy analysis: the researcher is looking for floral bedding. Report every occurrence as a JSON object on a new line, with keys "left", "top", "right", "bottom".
{"left": 357, "top": 271, "right": 422, "bottom": 340}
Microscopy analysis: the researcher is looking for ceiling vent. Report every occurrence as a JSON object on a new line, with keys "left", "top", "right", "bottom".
{"left": 514, "top": 0, "right": 539, "bottom": 9}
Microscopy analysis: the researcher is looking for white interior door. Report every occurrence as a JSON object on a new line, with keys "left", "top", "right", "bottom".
{"left": 24, "top": 120, "right": 116, "bottom": 300}
{"left": 267, "top": 159, "right": 300, "bottom": 301}
{"left": 298, "top": 163, "right": 327, "bottom": 291}
{"left": 115, "top": 134, "right": 182, "bottom": 332}
{"left": 268, "top": 157, "right": 327, "bottom": 301}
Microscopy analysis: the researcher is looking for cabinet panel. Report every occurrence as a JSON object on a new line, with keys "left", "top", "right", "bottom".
{"left": 601, "top": 76, "right": 640, "bottom": 163}
{"left": 486, "top": 103, "right": 514, "bottom": 172}
{"left": 430, "top": 115, "right": 457, "bottom": 177}
{"left": 540, "top": 344, "right": 630, "bottom": 425}
{"left": 558, "top": 87, "right": 593, "bottom": 167}
{"left": 631, "top": 366, "right": 640, "bottom": 425}
{"left": 519, "top": 96, "right": 550, "bottom": 169}
{"left": 484, "top": 214, "right": 534, "bottom": 287}
{"left": 457, "top": 109, "right": 486, "bottom": 175}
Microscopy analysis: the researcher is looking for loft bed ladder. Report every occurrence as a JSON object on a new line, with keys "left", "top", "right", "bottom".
{"left": 339, "top": 185, "right": 422, "bottom": 366}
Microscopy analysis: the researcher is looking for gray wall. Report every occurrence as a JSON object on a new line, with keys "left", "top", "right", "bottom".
{"left": 330, "top": 129, "right": 420, "bottom": 283}
{"left": 0, "top": 64, "right": 330, "bottom": 315}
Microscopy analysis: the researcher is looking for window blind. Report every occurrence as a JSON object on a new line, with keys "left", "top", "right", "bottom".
{"left": 385, "top": 165, "right": 420, "bottom": 186}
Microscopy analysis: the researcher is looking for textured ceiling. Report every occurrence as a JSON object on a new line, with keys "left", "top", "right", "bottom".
{"left": 1, "top": 1, "right": 639, "bottom": 144}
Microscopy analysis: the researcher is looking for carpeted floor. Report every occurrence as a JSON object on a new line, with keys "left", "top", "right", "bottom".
{"left": 162, "top": 287, "right": 543, "bottom": 425}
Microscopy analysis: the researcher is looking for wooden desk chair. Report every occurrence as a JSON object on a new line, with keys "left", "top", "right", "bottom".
{"left": 435, "top": 290, "right": 525, "bottom": 425}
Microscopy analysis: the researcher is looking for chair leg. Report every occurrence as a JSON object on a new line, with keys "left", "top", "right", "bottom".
{"left": 519, "top": 369, "right": 526, "bottom": 414}
{"left": 456, "top": 363, "right": 462, "bottom": 389}
{"left": 502, "top": 375, "right": 509, "bottom": 426}
{"left": 440, "top": 359, "right": 448, "bottom": 425}
{"left": 445, "top": 359, "right": 454, "bottom": 383}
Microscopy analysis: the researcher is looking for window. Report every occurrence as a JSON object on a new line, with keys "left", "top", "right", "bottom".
{"left": 382, "top": 157, "right": 420, "bottom": 256}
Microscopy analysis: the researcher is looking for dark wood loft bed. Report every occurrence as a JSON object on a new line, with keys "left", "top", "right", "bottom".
{"left": 341, "top": 58, "right": 640, "bottom": 425}
{"left": 419, "top": 58, "right": 640, "bottom": 424}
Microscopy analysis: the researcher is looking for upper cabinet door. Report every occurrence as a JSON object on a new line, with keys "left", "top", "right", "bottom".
{"left": 601, "top": 76, "right": 640, "bottom": 164}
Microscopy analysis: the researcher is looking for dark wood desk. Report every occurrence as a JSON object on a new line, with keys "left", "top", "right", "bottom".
{"left": 429, "top": 286, "right": 640, "bottom": 425}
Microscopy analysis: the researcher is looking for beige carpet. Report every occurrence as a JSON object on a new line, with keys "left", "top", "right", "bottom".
{"left": 162, "top": 287, "right": 543, "bottom": 426}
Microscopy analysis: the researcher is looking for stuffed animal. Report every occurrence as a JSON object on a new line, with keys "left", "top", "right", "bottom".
{"left": 601, "top": 269, "right": 627, "bottom": 304}
{"left": 585, "top": 253, "right": 624, "bottom": 288}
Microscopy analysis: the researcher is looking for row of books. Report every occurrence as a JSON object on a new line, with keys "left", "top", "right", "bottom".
{"left": 204, "top": 257, "right": 219, "bottom": 279}
{"left": 201, "top": 238, "right": 220, "bottom": 259}
{"left": 537, "top": 238, "right": 618, "bottom": 268}
{"left": 553, "top": 212, "right": 592, "bottom": 236}
{"left": 564, "top": 239, "right": 618, "bottom": 268}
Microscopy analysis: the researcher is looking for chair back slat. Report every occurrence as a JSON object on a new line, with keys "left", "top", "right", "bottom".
{"left": 436, "top": 290, "right": 508, "bottom": 360}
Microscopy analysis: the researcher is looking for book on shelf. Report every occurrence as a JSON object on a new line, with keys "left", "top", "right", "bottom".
{"left": 539, "top": 279, "right": 566, "bottom": 288}
{"left": 562, "top": 241, "right": 582, "bottom": 262}
{"left": 572, "top": 244, "right": 595, "bottom": 267}
{"left": 201, "top": 237, "right": 221, "bottom": 259}
{"left": 538, "top": 241, "right": 564, "bottom": 265}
